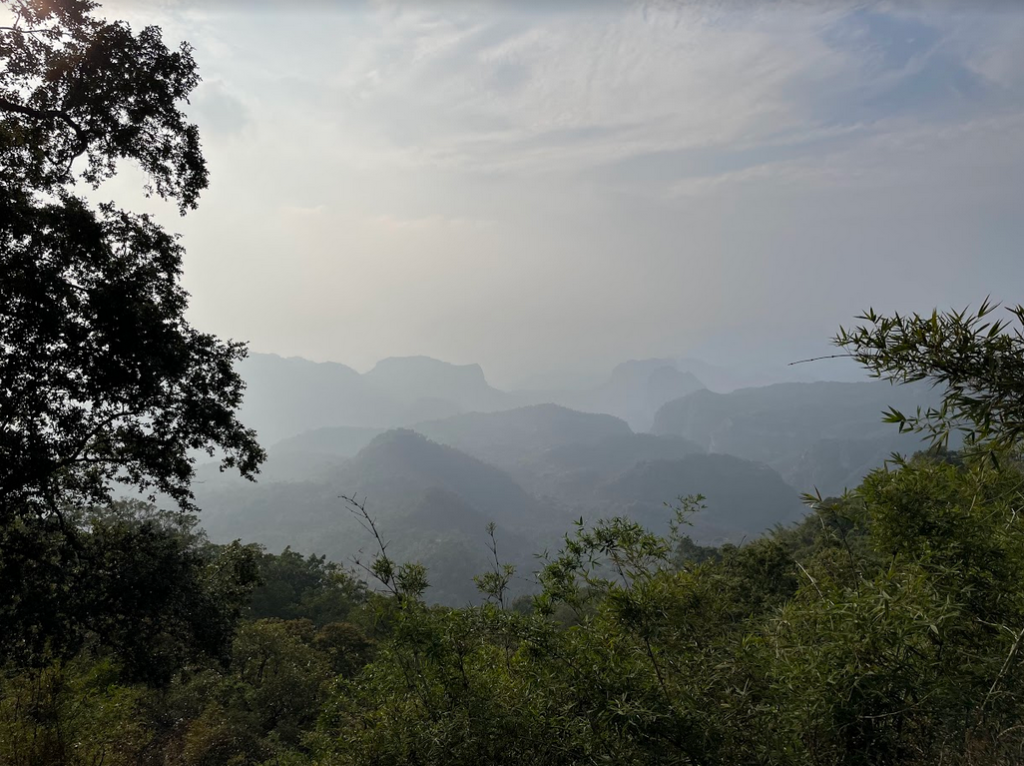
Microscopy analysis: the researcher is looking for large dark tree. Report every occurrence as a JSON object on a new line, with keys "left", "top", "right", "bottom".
{"left": 0, "top": 0, "right": 264, "bottom": 525}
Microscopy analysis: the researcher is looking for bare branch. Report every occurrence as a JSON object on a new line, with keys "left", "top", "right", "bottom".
{"left": 789, "top": 353, "right": 856, "bottom": 367}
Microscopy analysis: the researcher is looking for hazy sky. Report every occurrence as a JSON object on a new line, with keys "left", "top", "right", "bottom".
{"left": 99, "top": 0, "right": 1024, "bottom": 388}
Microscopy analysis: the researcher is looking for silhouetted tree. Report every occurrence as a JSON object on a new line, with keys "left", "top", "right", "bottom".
{"left": 0, "top": 0, "right": 263, "bottom": 527}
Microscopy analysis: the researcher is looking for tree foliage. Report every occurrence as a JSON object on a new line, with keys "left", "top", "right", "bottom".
{"left": 836, "top": 300, "right": 1024, "bottom": 452}
{"left": 313, "top": 454, "right": 1024, "bottom": 766}
{"left": 0, "top": 0, "right": 263, "bottom": 526}
{"left": 249, "top": 546, "right": 369, "bottom": 627}
{"left": 0, "top": 0, "right": 206, "bottom": 205}
{"left": 0, "top": 500, "right": 262, "bottom": 683}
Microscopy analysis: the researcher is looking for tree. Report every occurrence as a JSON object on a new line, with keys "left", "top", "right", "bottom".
{"left": 0, "top": 0, "right": 264, "bottom": 526}
{"left": 0, "top": 656, "right": 152, "bottom": 766}
{"left": 835, "top": 300, "right": 1024, "bottom": 453}
{"left": 248, "top": 547, "right": 368, "bottom": 627}
{"left": 0, "top": 500, "right": 262, "bottom": 683}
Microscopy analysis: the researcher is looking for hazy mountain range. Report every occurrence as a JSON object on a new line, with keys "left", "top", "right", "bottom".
{"left": 183, "top": 352, "right": 944, "bottom": 603}
{"left": 236, "top": 354, "right": 511, "bottom": 444}
{"left": 195, "top": 408, "right": 803, "bottom": 604}
{"left": 651, "top": 380, "right": 944, "bottom": 495}
{"left": 237, "top": 352, "right": 865, "bottom": 443}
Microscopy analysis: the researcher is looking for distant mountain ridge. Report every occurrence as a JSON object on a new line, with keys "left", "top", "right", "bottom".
{"left": 602, "top": 454, "right": 805, "bottom": 537}
{"left": 364, "top": 356, "right": 508, "bottom": 412}
{"left": 573, "top": 359, "right": 705, "bottom": 431}
{"left": 237, "top": 353, "right": 709, "bottom": 444}
{"left": 194, "top": 427, "right": 549, "bottom": 604}
{"left": 237, "top": 353, "right": 519, "bottom": 444}
{"left": 272, "top": 425, "right": 384, "bottom": 458}
{"left": 338, "top": 429, "right": 543, "bottom": 530}
{"left": 414, "top": 403, "right": 634, "bottom": 469}
{"left": 195, "top": 405, "right": 806, "bottom": 603}
{"left": 201, "top": 351, "right": 946, "bottom": 604}
{"left": 651, "top": 380, "right": 946, "bottom": 496}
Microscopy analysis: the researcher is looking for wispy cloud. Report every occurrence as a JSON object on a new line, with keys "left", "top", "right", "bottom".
{"left": 94, "top": 0, "right": 1024, "bottom": 382}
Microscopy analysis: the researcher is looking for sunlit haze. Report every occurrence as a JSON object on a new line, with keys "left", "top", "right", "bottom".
{"left": 100, "top": 0, "right": 1024, "bottom": 388}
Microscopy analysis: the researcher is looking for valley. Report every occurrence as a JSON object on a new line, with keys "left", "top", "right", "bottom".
{"left": 195, "top": 353, "right": 940, "bottom": 603}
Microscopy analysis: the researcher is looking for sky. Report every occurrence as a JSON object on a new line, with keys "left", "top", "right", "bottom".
{"left": 97, "top": 0, "right": 1024, "bottom": 389}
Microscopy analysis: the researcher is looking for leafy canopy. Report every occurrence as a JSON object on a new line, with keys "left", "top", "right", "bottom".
{"left": 0, "top": 0, "right": 206, "bottom": 207}
{"left": 0, "top": 0, "right": 264, "bottom": 523}
{"left": 836, "top": 299, "right": 1024, "bottom": 452}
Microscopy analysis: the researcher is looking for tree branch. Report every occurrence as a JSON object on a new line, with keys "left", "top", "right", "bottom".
{"left": 0, "top": 97, "right": 89, "bottom": 157}
{"left": 789, "top": 353, "right": 856, "bottom": 367}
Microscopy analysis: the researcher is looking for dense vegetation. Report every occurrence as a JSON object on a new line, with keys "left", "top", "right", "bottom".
{"left": 6, "top": 2, "right": 1024, "bottom": 765}
{"left": 6, "top": 433, "right": 1024, "bottom": 765}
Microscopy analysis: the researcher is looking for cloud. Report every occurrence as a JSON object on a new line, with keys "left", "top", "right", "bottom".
{"left": 663, "top": 109, "right": 1024, "bottom": 199}
{"left": 96, "top": 0, "right": 1024, "bottom": 384}
{"left": 298, "top": 1, "right": 1018, "bottom": 187}
{"left": 158, "top": 2, "right": 1024, "bottom": 192}
{"left": 217, "top": 3, "right": 844, "bottom": 177}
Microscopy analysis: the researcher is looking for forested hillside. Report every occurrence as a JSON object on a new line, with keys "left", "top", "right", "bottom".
{"left": 191, "top": 376, "right": 956, "bottom": 604}
{"left": 196, "top": 372, "right": 951, "bottom": 597}
{"left": 237, "top": 353, "right": 708, "bottom": 441}
{"left": 10, "top": 345, "right": 1024, "bottom": 765}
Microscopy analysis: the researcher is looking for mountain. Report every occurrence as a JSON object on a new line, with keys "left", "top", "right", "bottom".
{"left": 651, "top": 380, "right": 944, "bottom": 495}
{"left": 232, "top": 426, "right": 386, "bottom": 483}
{"left": 414, "top": 404, "right": 634, "bottom": 470}
{"left": 236, "top": 353, "right": 387, "bottom": 444}
{"left": 194, "top": 429, "right": 550, "bottom": 605}
{"left": 782, "top": 433, "right": 914, "bottom": 497}
{"left": 408, "top": 403, "right": 794, "bottom": 540}
{"left": 236, "top": 353, "right": 516, "bottom": 444}
{"left": 578, "top": 359, "right": 705, "bottom": 431}
{"left": 271, "top": 426, "right": 385, "bottom": 458}
{"left": 532, "top": 433, "right": 704, "bottom": 475}
{"left": 511, "top": 432, "right": 705, "bottom": 503}
{"left": 601, "top": 454, "right": 805, "bottom": 540}
{"left": 335, "top": 429, "right": 543, "bottom": 531}
{"left": 194, "top": 420, "right": 806, "bottom": 603}
{"left": 364, "top": 356, "right": 512, "bottom": 414}
{"left": 204, "top": 353, "right": 923, "bottom": 604}
{"left": 672, "top": 357, "right": 844, "bottom": 393}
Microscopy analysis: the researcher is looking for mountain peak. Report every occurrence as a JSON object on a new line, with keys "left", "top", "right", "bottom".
{"left": 364, "top": 356, "right": 506, "bottom": 412}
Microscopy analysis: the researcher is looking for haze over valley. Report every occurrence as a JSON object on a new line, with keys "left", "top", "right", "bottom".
{"left": 193, "top": 351, "right": 940, "bottom": 603}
